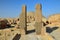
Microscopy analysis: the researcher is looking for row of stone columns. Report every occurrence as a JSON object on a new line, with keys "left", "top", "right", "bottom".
{"left": 19, "top": 4, "right": 44, "bottom": 35}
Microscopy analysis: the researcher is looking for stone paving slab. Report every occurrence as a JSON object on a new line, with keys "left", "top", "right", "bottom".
{"left": 50, "top": 28, "right": 60, "bottom": 40}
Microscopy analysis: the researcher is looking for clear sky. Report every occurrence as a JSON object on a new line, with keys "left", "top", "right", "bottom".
{"left": 0, "top": 0, "right": 60, "bottom": 18}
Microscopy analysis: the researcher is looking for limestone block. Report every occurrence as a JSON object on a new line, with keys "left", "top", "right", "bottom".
{"left": 4, "top": 29, "right": 12, "bottom": 40}
{"left": 10, "top": 28, "right": 20, "bottom": 40}
{"left": 0, "top": 30, "right": 5, "bottom": 40}
{"left": 34, "top": 22, "right": 42, "bottom": 34}
{"left": 41, "top": 27, "right": 46, "bottom": 35}
{"left": 10, "top": 28, "right": 20, "bottom": 34}
{"left": 20, "top": 28, "right": 26, "bottom": 35}
{"left": 4, "top": 28, "right": 20, "bottom": 40}
{"left": 27, "top": 16, "right": 30, "bottom": 23}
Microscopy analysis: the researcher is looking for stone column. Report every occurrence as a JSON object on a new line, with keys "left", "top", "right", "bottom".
{"left": 19, "top": 5, "right": 27, "bottom": 35}
{"left": 35, "top": 4, "right": 42, "bottom": 35}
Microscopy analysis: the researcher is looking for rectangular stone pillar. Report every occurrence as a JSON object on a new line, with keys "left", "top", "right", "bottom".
{"left": 35, "top": 4, "right": 42, "bottom": 35}
{"left": 19, "top": 5, "right": 27, "bottom": 35}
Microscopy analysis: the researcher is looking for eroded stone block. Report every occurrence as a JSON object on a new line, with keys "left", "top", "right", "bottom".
{"left": 4, "top": 29, "right": 12, "bottom": 40}
{"left": 0, "top": 30, "right": 5, "bottom": 40}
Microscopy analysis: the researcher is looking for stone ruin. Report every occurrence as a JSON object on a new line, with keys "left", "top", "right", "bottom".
{"left": 34, "top": 4, "right": 42, "bottom": 35}
{"left": 19, "top": 5, "right": 27, "bottom": 35}
{"left": 0, "top": 4, "right": 49, "bottom": 40}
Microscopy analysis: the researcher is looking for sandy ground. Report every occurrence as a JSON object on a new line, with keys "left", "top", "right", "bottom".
{"left": 50, "top": 28, "right": 60, "bottom": 40}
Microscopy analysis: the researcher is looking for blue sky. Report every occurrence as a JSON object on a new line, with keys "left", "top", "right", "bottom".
{"left": 0, "top": 0, "right": 60, "bottom": 18}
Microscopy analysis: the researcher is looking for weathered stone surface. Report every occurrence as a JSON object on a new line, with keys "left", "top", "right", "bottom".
{"left": 34, "top": 22, "right": 42, "bottom": 34}
{"left": 4, "top": 29, "right": 12, "bottom": 40}
{"left": 4, "top": 28, "right": 20, "bottom": 40}
{"left": 27, "top": 21, "right": 35, "bottom": 30}
{"left": 35, "top": 4, "right": 42, "bottom": 35}
{"left": 10, "top": 28, "right": 20, "bottom": 34}
{"left": 27, "top": 12, "right": 35, "bottom": 23}
{"left": 19, "top": 5, "right": 27, "bottom": 35}
{"left": 0, "top": 30, "right": 5, "bottom": 40}
{"left": 35, "top": 4, "right": 42, "bottom": 22}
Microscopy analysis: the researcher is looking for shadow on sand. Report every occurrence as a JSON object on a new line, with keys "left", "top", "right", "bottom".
{"left": 12, "top": 29, "right": 35, "bottom": 40}
{"left": 12, "top": 34, "right": 21, "bottom": 40}
{"left": 26, "top": 29, "right": 35, "bottom": 34}
{"left": 46, "top": 27, "right": 59, "bottom": 33}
